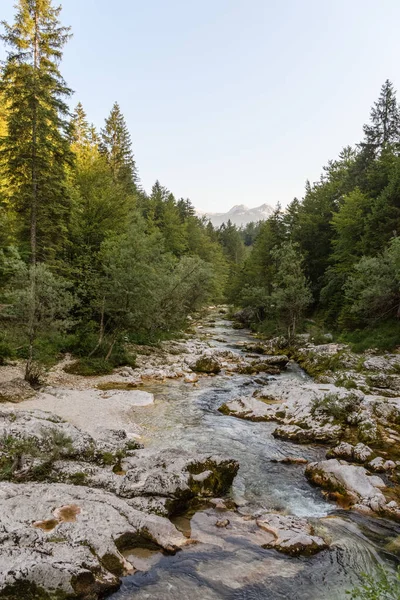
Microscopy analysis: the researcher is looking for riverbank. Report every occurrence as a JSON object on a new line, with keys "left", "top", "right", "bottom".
{"left": 0, "top": 309, "right": 399, "bottom": 599}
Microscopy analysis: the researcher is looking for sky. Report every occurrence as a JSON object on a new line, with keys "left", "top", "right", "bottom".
{"left": 1, "top": 0, "right": 400, "bottom": 213}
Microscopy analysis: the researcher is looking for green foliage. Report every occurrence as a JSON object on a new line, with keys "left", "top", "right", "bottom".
{"left": 311, "top": 392, "right": 361, "bottom": 423}
{"left": 0, "top": 429, "right": 73, "bottom": 481}
{"left": 335, "top": 376, "right": 358, "bottom": 390}
{"left": 218, "top": 220, "right": 246, "bottom": 264}
{"left": 347, "top": 565, "right": 400, "bottom": 599}
{"left": 341, "top": 237, "right": 400, "bottom": 328}
{"left": 269, "top": 242, "right": 312, "bottom": 339}
{"left": 64, "top": 358, "right": 115, "bottom": 376}
{"left": 0, "top": 337, "right": 14, "bottom": 366}
{"left": 231, "top": 81, "right": 400, "bottom": 345}
{"left": 0, "top": 0, "right": 73, "bottom": 263}
{"left": 5, "top": 263, "right": 75, "bottom": 380}
{"left": 98, "top": 219, "right": 215, "bottom": 342}
{"left": 1, "top": 1, "right": 400, "bottom": 374}
{"left": 295, "top": 349, "right": 345, "bottom": 378}
{"left": 101, "top": 452, "right": 116, "bottom": 466}
{"left": 339, "top": 321, "right": 400, "bottom": 353}
{"left": 100, "top": 101, "right": 138, "bottom": 192}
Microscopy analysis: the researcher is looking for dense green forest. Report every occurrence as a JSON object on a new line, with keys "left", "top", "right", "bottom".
{"left": 0, "top": 0, "right": 232, "bottom": 381}
{"left": 1, "top": 0, "right": 399, "bottom": 384}
{"left": 227, "top": 80, "right": 400, "bottom": 350}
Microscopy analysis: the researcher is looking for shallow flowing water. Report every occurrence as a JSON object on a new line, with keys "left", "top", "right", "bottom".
{"left": 111, "top": 315, "right": 400, "bottom": 599}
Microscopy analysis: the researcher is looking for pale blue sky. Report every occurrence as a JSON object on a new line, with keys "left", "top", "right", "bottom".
{"left": 2, "top": 0, "right": 400, "bottom": 212}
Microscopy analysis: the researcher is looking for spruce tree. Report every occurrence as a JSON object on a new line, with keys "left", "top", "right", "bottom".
{"left": 70, "top": 102, "right": 90, "bottom": 146}
{"left": 362, "top": 80, "right": 400, "bottom": 156}
{"left": 0, "top": 0, "right": 73, "bottom": 264}
{"left": 100, "top": 102, "right": 138, "bottom": 192}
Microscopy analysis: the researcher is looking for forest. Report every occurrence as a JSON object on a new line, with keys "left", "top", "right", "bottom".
{"left": 228, "top": 79, "right": 400, "bottom": 351}
{"left": 1, "top": 0, "right": 399, "bottom": 386}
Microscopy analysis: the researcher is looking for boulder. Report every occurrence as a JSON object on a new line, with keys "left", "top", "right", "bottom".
{"left": 190, "top": 508, "right": 328, "bottom": 557}
{"left": 367, "top": 373, "right": 400, "bottom": 393}
{"left": 256, "top": 513, "right": 327, "bottom": 556}
{"left": 363, "top": 355, "right": 400, "bottom": 374}
{"left": 0, "top": 409, "right": 138, "bottom": 476}
{"left": 184, "top": 373, "right": 199, "bottom": 383}
{"left": 327, "top": 442, "right": 374, "bottom": 464}
{"left": 0, "top": 378, "right": 36, "bottom": 403}
{"left": 368, "top": 457, "right": 396, "bottom": 472}
{"left": 118, "top": 450, "right": 239, "bottom": 515}
{"left": 219, "top": 396, "right": 278, "bottom": 422}
{"left": 0, "top": 411, "right": 239, "bottom": 517}
{"left": 0, "top": 483, "right": 187, "bottom": 599}
{"left": 258, "top": 355, "right": 289, "bottom": 369}
{"left": 305, "top": 459, "right": 400, "bottom": 518}
{"left": 273, "top": 423, "right": 342, "bottom": 444}
{"left": 190, "top": 353, "right": 222, "bottom": 374}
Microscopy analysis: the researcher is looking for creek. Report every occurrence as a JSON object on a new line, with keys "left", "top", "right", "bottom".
{"left": 111, "top": 313, "right": 400, "bottom": 599}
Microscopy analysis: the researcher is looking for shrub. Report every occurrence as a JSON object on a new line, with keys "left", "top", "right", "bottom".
{"left": 335, "top": 376, "right": 358, "bottom": 390}
{"left": 25, "top": 361, "right": 45, "bottom": 387}
{"left": 65, "top": 358, "right": 115, "bottom": 376}
{"left": 0, "top": 340, "right": 14, "bottom": 365}
{"left": 311, "top": 392, "right": 361, "bottom": 424}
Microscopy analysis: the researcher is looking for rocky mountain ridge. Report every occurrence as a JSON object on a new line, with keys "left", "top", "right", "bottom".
{"left": 200, "top": 203, "right": 274, "bottom": 227}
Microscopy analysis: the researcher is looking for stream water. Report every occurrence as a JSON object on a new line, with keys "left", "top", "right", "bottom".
{"left": 111, "top": 315, "right": 400, "bottom": 599}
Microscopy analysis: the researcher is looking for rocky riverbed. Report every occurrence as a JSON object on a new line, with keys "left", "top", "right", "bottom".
{"left": 0, "top": 310, "right": 400, "bottom": 599}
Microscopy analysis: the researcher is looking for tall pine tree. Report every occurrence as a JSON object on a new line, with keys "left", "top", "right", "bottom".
{"left": 0, "top": 0, "right": 73, "bottom": 264}
{"left": 100, "top": 102, "right": 138, "bottom": 193}
{"left": 362, "top": 79, "right": 400, "bottom": 156}
{"left": 70, "top": 102, "right": 90, "bottom": 147}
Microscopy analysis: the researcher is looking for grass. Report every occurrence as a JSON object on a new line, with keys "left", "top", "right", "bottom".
{"left": 339, "top": 321, "right": 400, "bottom": 353}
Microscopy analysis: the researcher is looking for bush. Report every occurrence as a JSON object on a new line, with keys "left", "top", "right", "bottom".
{"left": 0, "top": 339, "right": 14, "bottom": 365}
{"left": 65, "top": 358, "right": 115, "bottom": 376}
{"left": 335, "top": 376, "right": 358, "bottom": 390}
{"left": 62, "top": 324, "right": 99, "bottom": 357}
{"left": 25, "top": 361, "right": 45, "bottom": 387}
{"left": 63, "top": 330, "right": 136, "bottom": 375}
{"left": 311, "top": 392, "right": 361, "bottom": 424}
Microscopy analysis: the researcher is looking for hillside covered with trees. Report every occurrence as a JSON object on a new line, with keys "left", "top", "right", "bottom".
{"left": 1, "top": 0, "right": 399, "bottom": 387}
{"left": 0, "top": 0, "right": 232, "bottom": 381}
{"left": 229, "top": 79, "right": 400, "bottom": 350}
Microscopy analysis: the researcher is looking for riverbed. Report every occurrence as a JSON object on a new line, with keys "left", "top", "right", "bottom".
{"left": 110, "top": 313, "right": 400, "bottom": 599}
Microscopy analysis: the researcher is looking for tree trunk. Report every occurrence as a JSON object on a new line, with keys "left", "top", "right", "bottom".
{"left": 31, "top": 7, "right": 39, "bottom": 266}
{"left": 88, "top": 297, "right": 106, "bottom": 358}
{"left": 105, "top": 335, "right": 117, "bottom": 361}
{"left": 25, "top": 268, "right": 36, "bottom": 383}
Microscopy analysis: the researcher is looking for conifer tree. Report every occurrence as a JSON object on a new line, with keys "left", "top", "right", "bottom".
{"left": 70, "top": 102, "right": 90, "bottom": 146}
{"left": 100, "top": 102, "right": 138, "bottom": 192}
{"left": 0, "top": 0, "right": 73, "bottom": 264}
{"left": 362, "top": 79, "right": 400, "bottom": 156}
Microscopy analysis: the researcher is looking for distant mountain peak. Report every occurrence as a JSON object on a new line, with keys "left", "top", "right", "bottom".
{"left": 201, "top": 203, "right": 274, "bottom": 228}
{"left": 228, "top": 204, "right": 248, "bottom": 213}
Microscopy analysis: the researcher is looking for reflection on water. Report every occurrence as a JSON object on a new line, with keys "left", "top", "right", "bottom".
{"left": 111, "top": 317, "right": 400, "bottom": 599}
